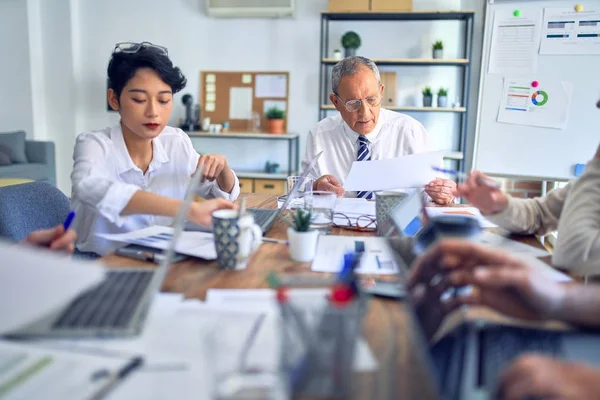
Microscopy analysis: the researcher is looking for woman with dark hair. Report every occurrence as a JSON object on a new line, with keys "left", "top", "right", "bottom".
{"left": 71, "top": 42, "right": 239, "bottom": 256}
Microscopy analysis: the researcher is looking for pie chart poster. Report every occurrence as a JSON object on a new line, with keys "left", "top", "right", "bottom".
{"left": 497, "top": 78, "right": 573, "bottom": 129}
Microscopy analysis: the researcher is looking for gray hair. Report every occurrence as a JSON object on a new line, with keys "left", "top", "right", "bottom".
{"left": 331, "top": 56, "right": 381, "bottom": 95}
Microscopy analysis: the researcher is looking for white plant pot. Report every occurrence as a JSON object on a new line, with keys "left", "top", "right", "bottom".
{"left": 287, "top": 227, "right": 320, "bottom": 263}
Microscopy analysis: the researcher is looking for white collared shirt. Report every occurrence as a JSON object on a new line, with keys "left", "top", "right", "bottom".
{"left": 70, "top": 124, "right": 240, "bottom": 255}
{"left": 301, "top": 108, "right": 432, "bottom": 197}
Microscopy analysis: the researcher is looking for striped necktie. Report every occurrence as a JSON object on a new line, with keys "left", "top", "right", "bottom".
{"left": 356, "top": 136, "right": 373, "bottom": 199}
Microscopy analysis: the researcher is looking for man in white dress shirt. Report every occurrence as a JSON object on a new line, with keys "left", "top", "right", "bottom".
{"left": 301, "top": 56, "right": 455, "bottom": 204}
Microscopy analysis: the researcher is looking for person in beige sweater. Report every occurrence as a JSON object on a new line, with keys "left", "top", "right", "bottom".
{"left": 455, "top": 143, "right": 600, "bottom": 273}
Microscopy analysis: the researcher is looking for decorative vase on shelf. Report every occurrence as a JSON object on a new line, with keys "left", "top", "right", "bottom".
{"left": 437, "top": 96, "right": 448, "bottom": 107}
{"left": 432, "top": 40, "right": 444, "bottom": 59}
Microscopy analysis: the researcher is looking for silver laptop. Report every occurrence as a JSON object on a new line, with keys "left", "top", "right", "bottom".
{"left": 389, "top": 236, "right": 600, "bottom": 400}
{"left": 249, "top": 150, "right": 323, "bottom": 233}
{"left": 9, "top": 166, "right": 205, "bottom": 339}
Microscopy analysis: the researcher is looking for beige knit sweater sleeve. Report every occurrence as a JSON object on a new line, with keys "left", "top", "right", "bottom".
{"left": 484, "top": 184, "right": 570, "bottom": 236}
{"left": 553, "top": 158, "right": 600, "bottom": 273}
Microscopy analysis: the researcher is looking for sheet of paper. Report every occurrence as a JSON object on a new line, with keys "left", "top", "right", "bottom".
{"left": 424, "top": 207, "right": 498, "bottom": 229}
{"left": 0, "top": 340, "right": 124, "bottom": 399}
{"left": 488, "top": 9, "right": 542, "bottom": 74}
{"left": 255, "top": 74, "right": 287, "bottom": 98}
{"left": 229, "top": 87, "right": 253, "bottom": 120}
{"left": 205, "top": 74, "right": 216, "bottom": 83}
{"left": 497, "top": 78, "right": 573, "bottom": 130}
{"left": 312, "top": 236, "right": 398, "bottom": 275}
{"left": 242, "top": 74, "right": 252, "bottom": 84}
{"left": 540, "top": 7, "right": 600, "bottom": 55}
{"left": 477, "top": 231, "right": 549, "bottom": 258}
{"left": 263, "top": 100, "right": 287, "bottom": 114}
{"left": 205, "top": 83, "right": 216, "bottom": 93}
{"left": 333, "top": 198, "right": 376, "bottom": 227}
{"left": 205, "top": 93, "right": 215, "bottom": 102}
{"left": 205, "top": 102, "right": 215, "bottom": 112}
{"left": 96, "top": 226, "right": 217, "bottom": 260}
{"left": 0, "top": 242, "right": 104, "bottom": 334}
{"left": 343, "top": 151, "right": 443, "bottom": 192}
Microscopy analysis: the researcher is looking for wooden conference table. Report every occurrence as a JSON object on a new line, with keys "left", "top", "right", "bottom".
{"left": 100, "top": 194, "right": 552, "bottom": 399}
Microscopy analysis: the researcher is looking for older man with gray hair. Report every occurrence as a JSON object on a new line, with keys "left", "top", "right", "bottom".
{"left": 301, "top": 56, "right": 455, "bottom": 204}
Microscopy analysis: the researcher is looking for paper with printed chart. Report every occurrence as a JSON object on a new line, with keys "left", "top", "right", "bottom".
{"left": 488, "top": 9, "right": 542, "bottom": 75}
{"left": 497, "top": 78, "right": 573, "bottom": 129}
{"left": 96, "top": 226, "right": 217, "bottom": 260}
{"left": 540, "top": 7, "right": 600, "bottom": 55}
{"left": 343, "top": 151, "right": 443, "bottom": 191}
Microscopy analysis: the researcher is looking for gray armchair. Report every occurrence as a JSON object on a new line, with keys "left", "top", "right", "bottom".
{"left": 0, "top": 181, "right": 70, "bottom": 242}
{"left": 0, "top": 140, "right": 56, "bottom": 186}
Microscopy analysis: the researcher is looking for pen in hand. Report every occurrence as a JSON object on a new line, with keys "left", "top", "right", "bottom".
{"left": 431, "top": 166, "right": 501, "bottom": 189}
{"left": 63, "top": 211, "right": 76, "bottom": 230}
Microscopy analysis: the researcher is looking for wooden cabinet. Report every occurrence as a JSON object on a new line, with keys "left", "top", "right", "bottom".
{"left": 239, "top": 178, "right": 254, "bottom": 193}
{"left": 254, "top": 179, "right": 286, "bottom": 195}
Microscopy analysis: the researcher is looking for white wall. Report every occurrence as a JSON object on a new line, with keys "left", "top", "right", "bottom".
{"left": 0, "top": 0, "right": 34, "bottom": 136}
{"left": 4, "top": 0, "right": 473, "bottom": 194}
{"left": 75, "top": 0, "right": 464, "bottom": 173}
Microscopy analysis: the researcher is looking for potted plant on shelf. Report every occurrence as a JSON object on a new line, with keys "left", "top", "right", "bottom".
{"left": 333, "top": 49, "right": 342, "bottom": 60}
{"left": 265, "top": 161, "right": 280, "bottom": 174}
{"left": 286, "top": 209, "right": 319, "bottom": 263}
{"left": 265, "top": 106, "right": 285, "bottom": 134}
{"left": 422, "top": 86, "right": 433, "bottom": 107}
{"left": 341, "top": 31, "right": 361, "bottom": 58}
{"left": 432, "top": 40, "right": 444, "bottom": 59}
{"left": 437, "top": 88, "right": 449, "bottom": 107}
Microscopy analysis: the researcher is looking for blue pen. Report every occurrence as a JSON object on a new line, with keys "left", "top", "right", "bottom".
{"left": 431, "top": 166, "right": 501, "bottom": 189}
{"left": 63, "top": 211, "right": 76, "bottom": 230}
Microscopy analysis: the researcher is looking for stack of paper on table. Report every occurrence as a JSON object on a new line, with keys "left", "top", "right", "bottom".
{"left": 96, "top": 225, "right": 217, "bottom": 260}
{"left": 311, "top": 236, "right": 399, "bottom": 275}
{"left": 0, "top": 340, "right": 125, "bottom": 399}
{"left": 0, "top": 242, "right": 105, "bottom": 335}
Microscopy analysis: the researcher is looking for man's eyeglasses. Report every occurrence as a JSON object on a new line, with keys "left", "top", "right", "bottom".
{"left": 334, "top": 94, "right": 383, "bottom": 113}
{"left": 333, "top": 212, "right": 377, "bottom": 232}
{"left": 113, "top": 42, "right": 168, "bottom": 56}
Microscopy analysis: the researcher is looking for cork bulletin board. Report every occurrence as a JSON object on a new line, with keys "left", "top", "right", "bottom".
{"left": 199, "top": 71, "right": 290, "bottom": 132}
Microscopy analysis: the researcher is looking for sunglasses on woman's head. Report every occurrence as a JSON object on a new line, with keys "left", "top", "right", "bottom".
{"left": 113, "top": 42, "right": 168, "bottom": 56}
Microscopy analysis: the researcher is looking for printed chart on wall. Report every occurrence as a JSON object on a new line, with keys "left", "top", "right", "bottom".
{"left": 497, "top": 78, "right": 573, "bottom": 129}
{"left": 540, "top": 7, "right": 600, "bottom": 55}
{"left": 488, "top": 9, "right": 542, "bottom": 74}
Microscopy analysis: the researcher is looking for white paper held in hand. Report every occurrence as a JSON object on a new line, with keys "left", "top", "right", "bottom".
{"left": 343, "top": 151, "right": 443, "bottom": 192}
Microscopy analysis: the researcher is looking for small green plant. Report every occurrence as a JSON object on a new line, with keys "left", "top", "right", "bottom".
{"left": 341, "top": 31, "right": 361, "bottom": 49}
{"left": 422, "top": 86, "right": 433, "bottom": 97}
{"left": 433, "top": 40, "right": 444, "bottom": 50}
{"left": 286, "top": 208, "right": 313, "bottom": 232}
{"left": 265, "top": 107, "right": 285, "bottom": 120}
{"left": 437, "top": 88, "right": 448, "bottom": 97}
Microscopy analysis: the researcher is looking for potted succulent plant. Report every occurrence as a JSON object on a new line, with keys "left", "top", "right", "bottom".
{"left": 341, "top": 31, "right": 361, "bottom": 58}
{"left": 333, "top": 49, "right": 342, "bottom": 60}
{"left": 286, "top": 209, "right": 319, "bottom": 262}
{"left": 265, "top": 106, "right": 285, "bottom": 134}
{"left": 422, "top": 86, "right": 433, "bottom": 107}
{"left": 432, "top": 40, "right": 444, "bottom": 59}
{"left": 437, "top": 88, "right": 448, "bottom": 107}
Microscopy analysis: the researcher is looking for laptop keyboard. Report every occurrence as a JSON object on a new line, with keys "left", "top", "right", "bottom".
{"left": 52, "top": 270, "right": 154, "bottom": 330}
{"left": 479, "top": 326, "right": 563, "bottom": 388}
{"left": 249, "top": 209, "right": 277, "bottom": 231}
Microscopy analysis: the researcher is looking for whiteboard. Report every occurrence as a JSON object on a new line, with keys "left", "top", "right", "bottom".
{"left": 473, "top": 0, "right": 600, "bottom": 180}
